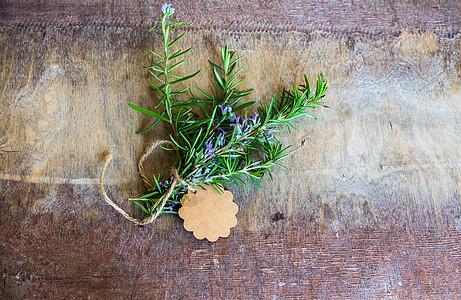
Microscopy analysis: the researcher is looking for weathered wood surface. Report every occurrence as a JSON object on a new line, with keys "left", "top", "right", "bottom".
{"left": 1, "top": 0, "right": 461, "bottom": 299}
{"left": 1, "top": 0, "right": 460, "bottom": 37}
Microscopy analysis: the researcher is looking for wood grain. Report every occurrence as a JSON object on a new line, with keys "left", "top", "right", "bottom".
{"left": 1, "top": 0, "right": 460, "bottom": 37}
{"left": 1, "top": 0, "right": 461, "bottom": 298}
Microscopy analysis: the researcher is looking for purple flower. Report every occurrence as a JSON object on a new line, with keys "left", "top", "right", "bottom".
{"left": 164, "top": 202, "right": 181, "bottom": 213}
{"left": 218, "top": 104, "right": 232, "bottom": 115}
{"left": 217, "top": 128, "right": 226, "bottom": 135}
{"left": 265, "top": 127, "right": 276, "bottom": 138}
{"left": 249, "top": 111, "right": 259, "bottom": 125}
{"left": 239, "top": 117, "right": 248, "bottom": 130}
{"left": 197, "top": 165, "right": 212, "bottom": 176}
{"left": 230, "top": 116, "right": 248, "bottom": 134}
{"left": 204, "top": 140, "right": 215, "bottom": 156}
{"left": 217, "top": 128, "right": 226, "bottom": 145}
{"left": 161, "top": 3, "right": 174, "bottom": 16}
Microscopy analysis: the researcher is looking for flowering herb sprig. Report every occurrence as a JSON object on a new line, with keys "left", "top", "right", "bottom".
{"left": 128, "top": 5, "right": 328, "bottom": 215}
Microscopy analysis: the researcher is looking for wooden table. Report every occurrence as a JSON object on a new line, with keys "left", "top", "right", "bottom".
{"left": 1, "top": 1, "right": 460, "bottom": 298}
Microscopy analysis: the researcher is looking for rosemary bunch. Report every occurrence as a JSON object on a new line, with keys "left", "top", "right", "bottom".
{"left": 128, "top": 4, "right": 328, "bottom": 215}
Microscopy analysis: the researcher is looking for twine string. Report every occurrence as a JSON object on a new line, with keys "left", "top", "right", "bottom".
{"left": 99, "top": 139, "right": 189, "bottom": 225}
{"left": 137, "top": 140, "right": 175, "bottom": 189}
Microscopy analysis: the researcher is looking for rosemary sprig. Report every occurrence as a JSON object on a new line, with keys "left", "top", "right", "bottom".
{"left": 128, "top": 4, "right": 328, "bottom": 216}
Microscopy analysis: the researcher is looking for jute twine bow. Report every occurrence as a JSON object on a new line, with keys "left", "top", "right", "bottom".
{"left": 99, "top": 140, "right": 193, "bottom": 225}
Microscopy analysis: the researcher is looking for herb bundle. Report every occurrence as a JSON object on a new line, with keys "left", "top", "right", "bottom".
{"left": 100, "top": 4, "right": 327, "bottom": 233}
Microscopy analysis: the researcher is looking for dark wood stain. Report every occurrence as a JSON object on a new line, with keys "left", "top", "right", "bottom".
{"left": 1, "top": 0, "right": 460, "bottom": 37}
{"left": 271, "top": 212, "right": 285, "bottom": 222}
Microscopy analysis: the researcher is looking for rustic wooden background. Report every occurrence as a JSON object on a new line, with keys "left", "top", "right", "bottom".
{"left": 1, "top": 1, "right": 460, "bottom": 298}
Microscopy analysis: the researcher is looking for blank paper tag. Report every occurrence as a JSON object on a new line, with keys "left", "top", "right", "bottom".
{"left": 178, "top": 185, "right": 238, "bottom": 242}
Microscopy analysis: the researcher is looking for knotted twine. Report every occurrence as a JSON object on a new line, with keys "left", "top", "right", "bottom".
{"left": 99, "top": 140, "right": 192, "bottom": 225}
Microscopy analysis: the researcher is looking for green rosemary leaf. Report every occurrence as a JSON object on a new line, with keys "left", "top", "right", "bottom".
{"left": 159, "top": 144, "right": 176, "bottom": 151}
{"left": 149, "top": 23, "right": 160, "bottom": 32}
{"left": 213, "top": 67, "right": 225, "bottom": 89}
{"left": 169, "top": 47, "right": 192, "bottom": 61}
{"left": 227, "top": 65, "right": 244, "bottom": 83}
{"left": 153, "top": 174, "right": 163, "bottom": 194}
{"left": 169, "top": 59, "right": 186, "bottom": 72}
{"left": 229, "top": 79, "right": 245, "bottom": 91}
{"left": 298, "top": 112, "right": 317, "bottom": 119}
{"left": 135, "top": 118, "right": 162, "bottom": 134}
{"left": 226, "top": 56, "right": 243, "bottom": 76}
{"left": 208, "top": 60, "right": 223, "bottom": 71}
{"left": 149, "top": 49, "right": 164, "bottom": 60}
{"left": 128, "top": 103, "right": 169, "bottom": 122}
{"left": 206, "top": 107, "right": 218, "bottom": 133}
{"left": 146, "top": 66, "right": 164, "bottom": 73}
{"left": 170, "top": 23, "right": 188, "bottom": 31}
{"left": 169, "top": 134, "right": 186, "bottom": 151}
{"left": 195, "top": 85, "right": 213, "bottom": 100}
{"left": 180, "top": 118, "right": 209, "bottom": 133}
{"left": 131, "top": 200, "right": 150, "bottom": 214}
{"left": 171, "top": 101, "right": 206, "bottom": 109}
{"left": 273, "top": 163, "right": 289, "bottom": 170}
{"left": 231, "top": 175, "right": 245, "bottom": 187}
{"left": 168, "top": 32, "right": 186, "bottom": 47}
{"left": 249, "top": 175, "right": 263, "bottom": 189}
{"left": 164, "top": 19, "right": 181, "bottom": 26}
{"left": 169, "top": 90, "right": 189, "bottom": 97}
{"left": 149, "top": 69, "right": 165, "bottom": 84}
{"left": 232, "top": 101, "right": 256, "bottom": 112}
{"left": 148, "top": 79, "right": 165, "bottom": 95}
{"left": 190, "top": 127, "right": 203, "bottom": 151}
{"left": 170, "top": 70, "right": 201, "bottom": 85}
{"left": 163, "top": 26, "right": 170, "bottom": 49}
{"left": 169, "top": 73, "right": 184, "bottom": 79}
